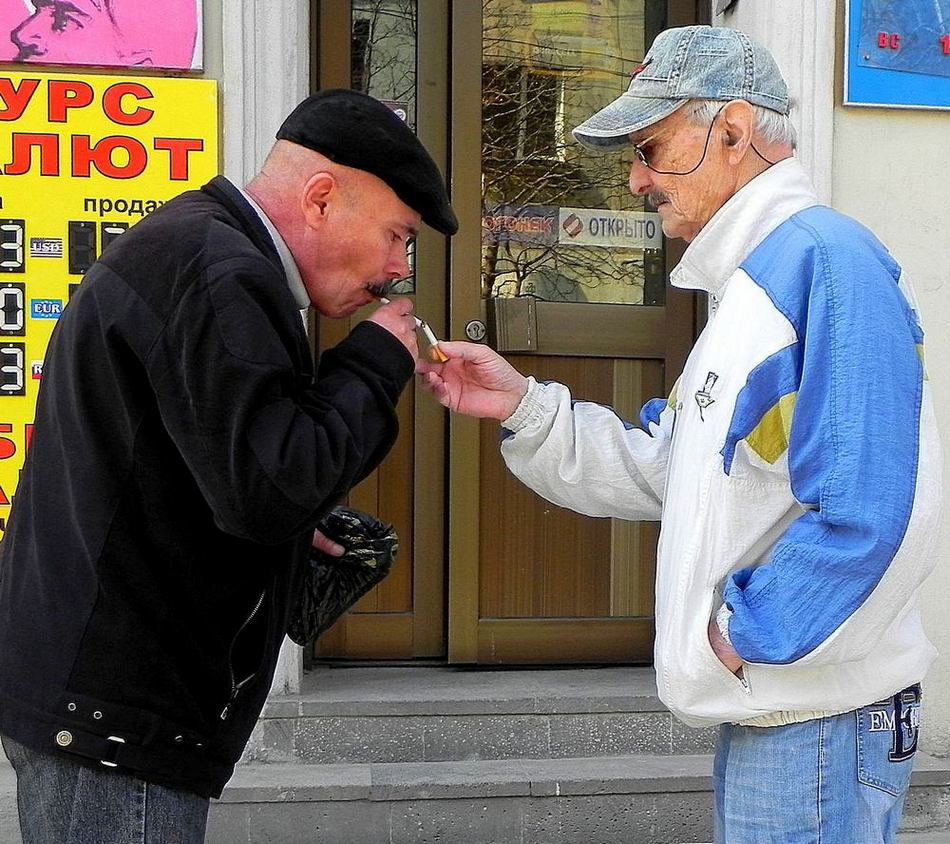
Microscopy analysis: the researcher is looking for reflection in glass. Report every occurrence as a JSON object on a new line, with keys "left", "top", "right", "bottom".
{"left": 352, "top": 0, "right": 418, "bottom": 294}
{"left": 482, "top": 0, "right": 666, "bottom": 306}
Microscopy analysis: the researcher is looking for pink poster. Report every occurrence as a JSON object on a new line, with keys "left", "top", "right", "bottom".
{"left": 0, "top": 1, "right": 202, "bottom": 70}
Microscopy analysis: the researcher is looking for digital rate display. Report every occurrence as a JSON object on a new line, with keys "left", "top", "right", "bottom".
{"left": 0, "top": 71, "right": 218, "bottom": 533}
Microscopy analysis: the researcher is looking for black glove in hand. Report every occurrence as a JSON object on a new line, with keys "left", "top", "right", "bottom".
{"left": 286, "top": 507, "right": 398, "bottom": 647}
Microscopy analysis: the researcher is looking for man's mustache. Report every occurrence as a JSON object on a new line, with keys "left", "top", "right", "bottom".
{"left": 647, "top": 191, "right": 670, "bottom": 208}
{"left": 367, "top": 281, "right": 394, "bottom": 298}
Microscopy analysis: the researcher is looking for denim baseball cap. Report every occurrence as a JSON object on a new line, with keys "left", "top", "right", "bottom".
{"left": 572, "top": 26, "right": 790, "bottom": 151}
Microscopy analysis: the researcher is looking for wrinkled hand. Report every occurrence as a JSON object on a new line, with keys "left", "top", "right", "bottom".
{"left": 365, "top": 296, "right": 419, "bottom": 360}
{"left": 707, "top": 619, "right": 744, "bottom": 676}
{"left": 312, "top": 528, "right": 344, "bottom": 557}
{"left": 416, "top": 341, "right": 529, "bottom": 421}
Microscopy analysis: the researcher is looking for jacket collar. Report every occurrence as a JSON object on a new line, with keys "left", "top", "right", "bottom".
{"left": 670, "top": 158, "right": 819, "bottom": 297}
{"left": 202, "top": 176, "right": 284, "bottom": 273}
{"left": 238, "top": 187, "right": 311, "bottom": 310}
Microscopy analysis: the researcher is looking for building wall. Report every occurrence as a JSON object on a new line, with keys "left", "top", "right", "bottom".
{"left": 715, "top": 0, "right": 950, "bottom": 756}
{"left": 202, "top": 0, "right": 224, "bottom": 82}
{"left": 833, "top": 107, "right": 950, "bottom": 757}
{"left": 712, "top": 1, "right": 835, "bottom": 201}
{"left": 210, "top": 0, "right": 311, "bottom": 693}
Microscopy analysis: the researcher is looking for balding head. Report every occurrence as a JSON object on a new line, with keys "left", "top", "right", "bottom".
{"left": 244, "top": 139, "right": 422, "bottom": 319}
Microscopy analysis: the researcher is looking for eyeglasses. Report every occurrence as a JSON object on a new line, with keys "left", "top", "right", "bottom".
{"left": 631, "top": 103, "right": 777, "bottom": 176}
{"left": 630, "top": 104, "right": 727, "bottom": 176}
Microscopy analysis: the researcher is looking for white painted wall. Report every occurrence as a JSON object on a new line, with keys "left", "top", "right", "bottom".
{"left": 713, "top": 0, "right": 836, "bottom": 203}
{"left": 833, "top": 108, "right": 950, "bottom": 756}
{"left": 714, "top": 0, "right": 950, "bottom": 756}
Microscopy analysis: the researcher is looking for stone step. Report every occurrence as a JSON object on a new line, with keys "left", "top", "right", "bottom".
{"left": 243, "top": 665, "right": 718, "bottom": 765}
{"left": 2, "top": 750, "right": 948, "bottom": 844}
{"left": 211, "top": 754, "right": 714, "bottom": 844}
{"left": 208, "top": 752, "right": 950, "bottom": 844}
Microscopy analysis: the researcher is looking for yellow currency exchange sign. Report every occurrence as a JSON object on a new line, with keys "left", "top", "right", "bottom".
{"left": 0, "top": 72, "right": 218, "bottom": 535}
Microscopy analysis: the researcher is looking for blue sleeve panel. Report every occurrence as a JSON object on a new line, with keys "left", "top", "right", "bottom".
{"left": 723, "top": 206, "right": 925, "bottom": 665}
{"left": 639, "top": 397, "right": 668, "bottom": 435}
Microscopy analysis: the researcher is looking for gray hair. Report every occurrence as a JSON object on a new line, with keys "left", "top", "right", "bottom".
{"left": 682, "top": 99, "right": 797, "bottom": 150}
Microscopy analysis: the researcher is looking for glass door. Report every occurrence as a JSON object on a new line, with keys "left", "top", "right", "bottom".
{"left": 310, "top": 0, "right": 702, "bottom": 664}
{"left": 447, "top": 0, "right": 699, "bottom": 663}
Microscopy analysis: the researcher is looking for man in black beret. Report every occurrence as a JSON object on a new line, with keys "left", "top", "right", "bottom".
{"left": 0, "top": 88, "right": 455, "bottom": 842}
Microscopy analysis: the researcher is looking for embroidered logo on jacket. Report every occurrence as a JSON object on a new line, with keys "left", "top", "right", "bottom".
{"left": 694, "top": 372, "right": 719, "bottom": 421}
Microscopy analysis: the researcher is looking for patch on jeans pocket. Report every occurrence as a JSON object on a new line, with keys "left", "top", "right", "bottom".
{"left": 856, "top": 684, "right": 921, "bottom": 796}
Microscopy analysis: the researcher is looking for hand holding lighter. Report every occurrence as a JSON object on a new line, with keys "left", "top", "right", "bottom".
{"left": 379, "top": 298, "right": 449, "bottom": 362}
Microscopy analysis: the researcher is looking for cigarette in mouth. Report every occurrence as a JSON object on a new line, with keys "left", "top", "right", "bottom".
{"left": 380, "top": 298, "right": 449, "bottom": 362}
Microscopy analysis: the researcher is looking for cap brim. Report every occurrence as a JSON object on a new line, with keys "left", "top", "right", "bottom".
{"left": 572, "top": 95, "right": 688, "bottom": 151}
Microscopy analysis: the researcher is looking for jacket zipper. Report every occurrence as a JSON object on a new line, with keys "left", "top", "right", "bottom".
{"left": 220, "top": 589, "right": 266, "bottom": 720}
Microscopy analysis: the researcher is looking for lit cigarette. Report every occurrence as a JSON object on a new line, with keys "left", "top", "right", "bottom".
{"left": 379, "top": 298, "right": 449, "bottom": 362}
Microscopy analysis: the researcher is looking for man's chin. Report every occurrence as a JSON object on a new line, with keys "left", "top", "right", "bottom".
{"left": 659, "top": 218, "right": 681, "bottom": 240}
{"left": 341, "top": 298, "right": 376, "bottom": 318}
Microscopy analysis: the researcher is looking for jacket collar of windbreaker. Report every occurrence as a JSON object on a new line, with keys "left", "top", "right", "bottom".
{"left": 670, "top": 157, "right": 820, "bottom": 297}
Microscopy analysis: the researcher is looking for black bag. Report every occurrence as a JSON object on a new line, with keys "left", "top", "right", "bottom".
{"left": 286, "top": 507, "right": 398, "bottom": 646}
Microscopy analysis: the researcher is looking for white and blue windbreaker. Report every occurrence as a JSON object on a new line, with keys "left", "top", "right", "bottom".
{"left": 499, "top": 159, "right": 942, "bottom": 727}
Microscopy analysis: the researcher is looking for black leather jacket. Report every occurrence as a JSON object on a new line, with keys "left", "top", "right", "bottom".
{"left": 0, "top": 177, "right": 412, "bottom": 797}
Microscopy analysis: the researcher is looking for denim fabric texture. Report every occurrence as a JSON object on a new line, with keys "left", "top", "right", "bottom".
{"left": 713, "top": 690, "right": 919, "bottom": 843}
{"left": 1, "top": 734, "right": 209, "bottom": 844}
{"left": 572, "top": 25, "right": 790, "bottom": 149}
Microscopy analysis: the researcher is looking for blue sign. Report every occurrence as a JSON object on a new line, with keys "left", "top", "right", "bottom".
{"left": 846, "top": 0, "right": 950, "bottom": 109}
{"left": 30, "top": 299, "right": 62, "bottom": 320}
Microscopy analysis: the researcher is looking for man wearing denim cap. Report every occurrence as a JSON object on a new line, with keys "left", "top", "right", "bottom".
{"left": 0, "top": 89, "right": 456, "bottom": 842}
{"left": 419, "top": 25, "right": 941, "bottom": 842}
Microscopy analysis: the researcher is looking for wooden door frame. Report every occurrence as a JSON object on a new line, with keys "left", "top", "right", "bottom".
{"left": 447, "top": 0, "right": 705, "bottom": 663}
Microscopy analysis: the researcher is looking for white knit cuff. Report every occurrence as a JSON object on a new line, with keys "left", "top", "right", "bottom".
{"left": 501, "top": 376, "right": 543, "bottom": 432}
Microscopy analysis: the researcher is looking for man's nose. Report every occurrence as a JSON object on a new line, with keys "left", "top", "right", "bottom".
{"left": 387, "top": 247, "right": 412, "bottom": 280}
{"left": 628, "top": 160, "right": 654, "bottom": 196}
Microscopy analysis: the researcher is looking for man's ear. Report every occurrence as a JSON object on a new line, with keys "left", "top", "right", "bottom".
{"left": 301, "top": 171, "right": 336, "bottom": 229}
{"left": 721, "top": 100, "right": 755, "bottom": 159}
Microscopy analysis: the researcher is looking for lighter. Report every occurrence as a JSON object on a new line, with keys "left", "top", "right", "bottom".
{"left": 379, "top": 298, "right": 449, "bottom": 362}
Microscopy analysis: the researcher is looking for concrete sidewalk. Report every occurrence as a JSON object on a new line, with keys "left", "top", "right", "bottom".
{"left": 1, "top": 756, "right": 20, "bottom": 844}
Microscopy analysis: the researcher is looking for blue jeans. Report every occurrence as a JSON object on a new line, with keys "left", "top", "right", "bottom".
{"left": 713, "top": 685, "right": 920, "bottom": 843}
{"left": 1, "top": 734, "right": 209, "bottom": 844}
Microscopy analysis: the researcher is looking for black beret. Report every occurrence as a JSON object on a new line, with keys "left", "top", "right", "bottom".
{"left": 276, "top": 89, "right": 458, "bottom": 236}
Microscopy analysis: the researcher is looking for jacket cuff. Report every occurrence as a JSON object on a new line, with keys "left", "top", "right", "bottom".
{"left": 333, "top": 321, "right": 415, "bottom": 387}
{"left": 501, "top": 376, "right": 545, "bottom": 433}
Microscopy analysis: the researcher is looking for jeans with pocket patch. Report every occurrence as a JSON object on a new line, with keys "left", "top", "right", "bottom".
{"left": 714, "top": 684, "right": 920, "bottom": 843}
